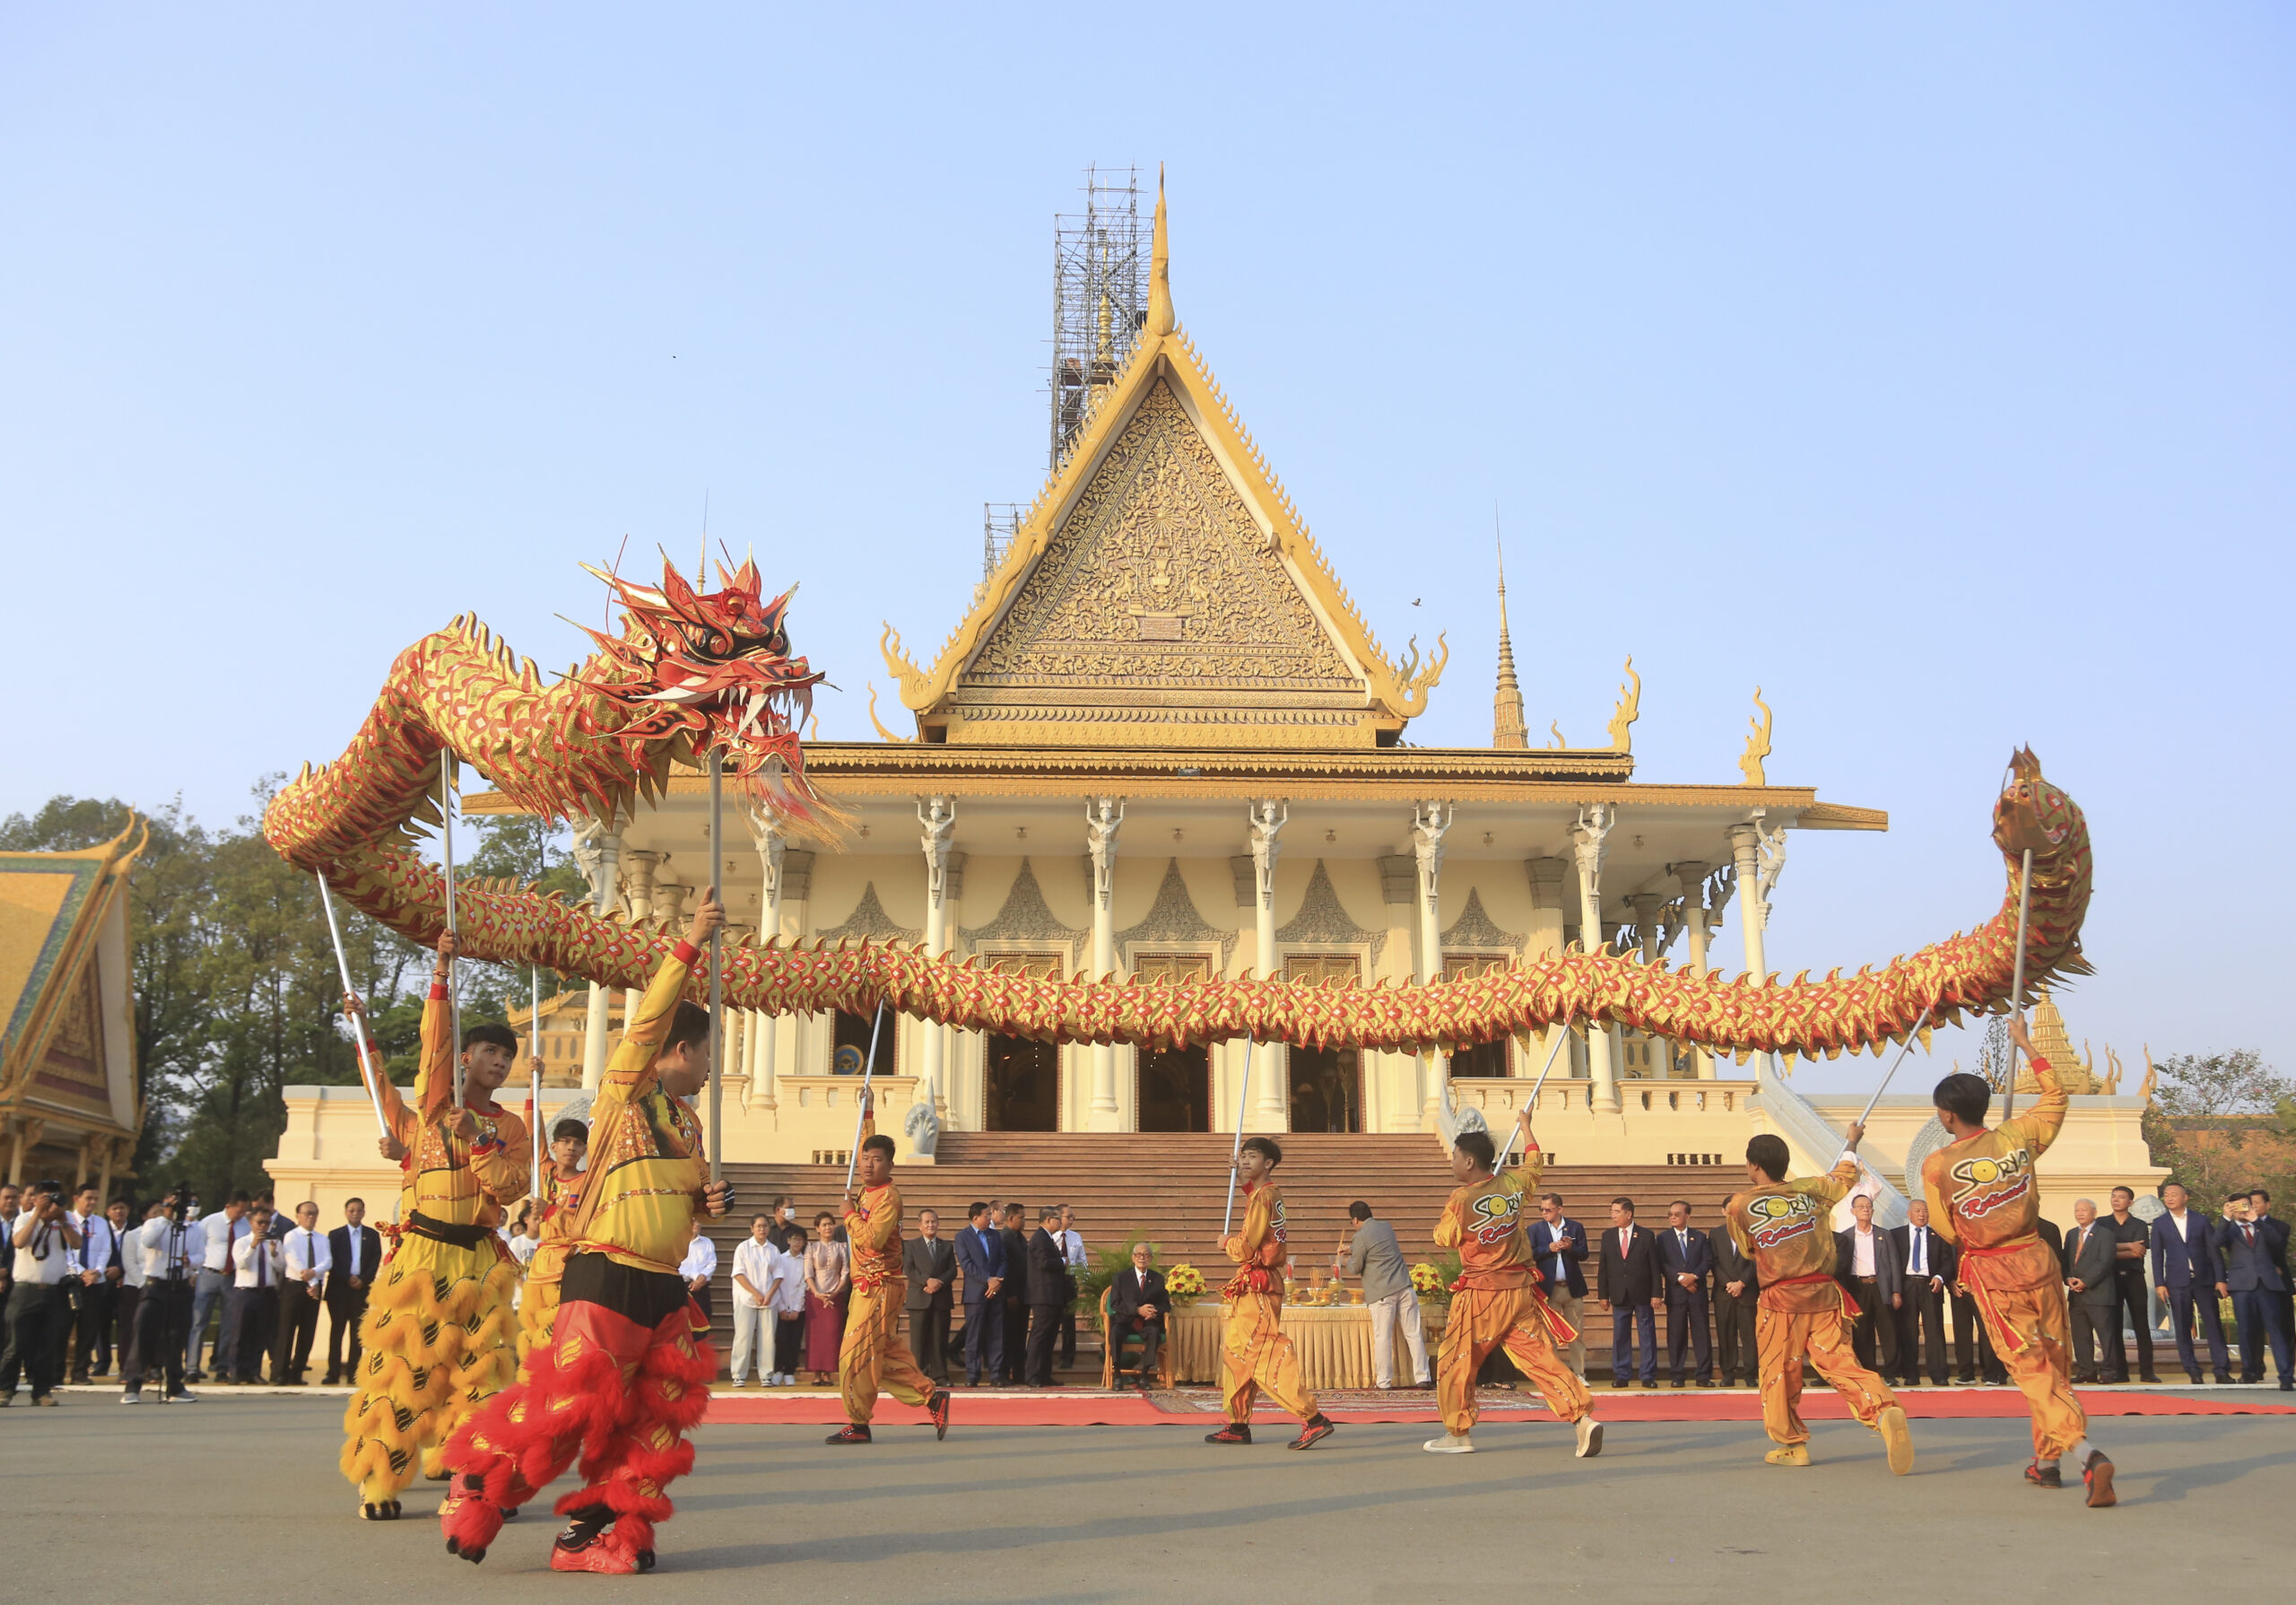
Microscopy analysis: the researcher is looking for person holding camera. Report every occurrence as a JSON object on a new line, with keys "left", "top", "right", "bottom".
{"left": 229, "top": 1204, "right": 283, "bottom": 1383}
{"left": 123, "top": 1183, "right": 203, "bottom": 1402}
{"left": 68, "top": 1182, "right": 125, "bottom": 1383}
{"left": 4, "top": 1180, "right": 84, "bottom": 1406}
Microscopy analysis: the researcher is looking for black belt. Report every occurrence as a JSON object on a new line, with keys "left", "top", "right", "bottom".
{"left": 404, "top": 1210, "right": 496, "bottom": 1250}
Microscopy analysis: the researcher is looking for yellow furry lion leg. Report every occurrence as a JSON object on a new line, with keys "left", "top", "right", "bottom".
{"left": 425, "top": 1258, "right": 524, "bottom": 1480}
{"left": 340, "top": 1253, "right": 457, "bottom": 1513}
{"left": 517, "top": 1278, "right": 562, "bottom": 1365}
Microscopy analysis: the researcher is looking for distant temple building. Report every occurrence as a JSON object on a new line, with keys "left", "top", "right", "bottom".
{"left": 1, "top": 823, "right": 144, "bottom": 1194}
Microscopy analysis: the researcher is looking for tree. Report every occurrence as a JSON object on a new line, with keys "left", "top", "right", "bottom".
{"left": 2142, "top": 1049, "right": 2296, "bottom": 1208}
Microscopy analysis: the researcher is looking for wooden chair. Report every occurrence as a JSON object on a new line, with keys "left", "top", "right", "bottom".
{"left": 1100, "top": 1285, "right": 1174, "bottom": 1391}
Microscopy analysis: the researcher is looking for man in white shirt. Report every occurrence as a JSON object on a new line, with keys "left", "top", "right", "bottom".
{"left": 324, "top": 1198, "right": 382, "bottom": 1384}
{"left": 1889, "top": 1200, "right": 1953, "bottom": 1387}
{"left": 111, "top": 1199, "right": 146, "bottom": 1383}
{"left": 4, "top": 1181, "right": 83, "bottom": 1406}
{"left": 274, "top": 1200, "right": 332, "bottom": 1385}
{"left": 1058, "top": 1206, "right": 1087, "bottom": 1368}
{"left": 1833, "top": 1193, "right": 1903, "bottom": 1378}
{"left": 187, "top": 1191, "right": 249, "bottom": 1381}
{"left": 123, "top": 1192, "right": 203, "bottom": 1402}
{"left": 729, "top": 1213, "right": 780, "bottom": 1387}
{"left": 68, "top": 1183, "right": 125, "bottom": 1383}
{"left": 680, "top": 1218, "right": 721, "bottom": 1327}
{"left": 768, "top": 1232, "right": 808, "bottom": 1385}
{"left": 227, "top": 1206, "right": 283, "bottom": 1384}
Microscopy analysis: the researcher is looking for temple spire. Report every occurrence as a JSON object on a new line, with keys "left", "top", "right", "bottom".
{"left": 1492, "top": 519, "right": 1527, "bottom": 749}
{"left": 1144, "top": 164, "right": 1174, "bottom": 337}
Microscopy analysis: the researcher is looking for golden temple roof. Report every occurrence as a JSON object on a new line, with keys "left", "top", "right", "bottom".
{"left": 880, "top": 174, "right": 1447, "bottom": 750}
{"left": 2018, "top": 987, "right": 2103, "bottom": 1095}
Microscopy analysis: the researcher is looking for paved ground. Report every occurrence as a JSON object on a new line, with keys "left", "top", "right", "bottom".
{"left": 6, "top": 1396, "right": 2292, "bottom": 1601}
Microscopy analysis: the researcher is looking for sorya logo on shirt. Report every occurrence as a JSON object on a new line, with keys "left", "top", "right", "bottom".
{"left": 1744, "top": 1191, "right": 1818, "bottom": 1252}
{"left": 1948, "top": 1147, "right": 2033, "bottom": 1220}
{"left": 1468, "top": 1189, "right": 1522, "bottom": 1247}
{"left": 1269, "top": 1196, "right": 1287, "bottom": 1244}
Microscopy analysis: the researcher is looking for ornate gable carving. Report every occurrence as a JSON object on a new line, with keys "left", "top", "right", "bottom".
{"left": 1274, "top": 859, "right": 1386, "bottom": 971}
{"left": 1440, "top": 887, "right": 1524, "bottom": 956}
{"left": 813, "top": 883, "right": 920, "bottom": 947}
{"left": 959, "top": 859, "right": 1087, "bottom": 966}
{"left": 1116, "top": 857, "right": 1236, "bottom": 968}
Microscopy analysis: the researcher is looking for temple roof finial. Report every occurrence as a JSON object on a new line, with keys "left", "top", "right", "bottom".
{"left": 1492, "top": 514, "right": 1527, "bottom": 749}
{"left": 1144, "top": 164, "right": 1174, "bottom": 337}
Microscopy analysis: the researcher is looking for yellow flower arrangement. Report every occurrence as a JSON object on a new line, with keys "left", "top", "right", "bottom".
{"left": 1165, "top": 1262, "right": 1208, "bottom": 1299}
{"left": 1409, "top": 1261, "right": 1449, "bottom": 1298}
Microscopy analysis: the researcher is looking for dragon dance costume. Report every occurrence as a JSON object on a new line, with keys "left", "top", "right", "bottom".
{"left": 1431, "top": 1150, "right": 1593, "bottom": 1441}
{"left": 1923, "top": 1052, "right": 2108, "bottom": 1497}
{"left": 835, "top": 1181, "right": 943, "bottom": 1431}
{"left": 342, "top": 982, "right": 529, "bottom": 1516}
{"left": 1213, "top": 1182, "right": 1324, "bottom": 1436}
{"left": 1724, "top": 1154, "right": 1905, "bottom": 1466}
{"left": 439, "top": 939, "right": 718, "bottom": 1574}
{"left": 516, "top": 1166, "right": 583, "bottom": 1363}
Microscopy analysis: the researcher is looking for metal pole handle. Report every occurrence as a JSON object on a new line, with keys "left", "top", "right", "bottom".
{"left": 1489, "top": 1025, "right": 1570, "bottom": 1173}
{"left": 1854, "top": 1002, "right": 1936, "bottom": 1129}
{"left": 2000, "top": 846, "right": 2035, "bottom": 1124}
{"left": 316, "top": 874, "right": 391, "bottom": 1137}
{"left": 708, "top": 752, "right": 726, "bottom": 1183}
{"left": 1222, "top": 1038, "right": 1257, "bottom": 1238}
{"left": 843, "top": 1001, "right": 887, "bottom": 1194}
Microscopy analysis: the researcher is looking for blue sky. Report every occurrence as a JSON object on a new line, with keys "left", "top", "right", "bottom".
{"left": 4, "top": 5, "right": 2289, "bottom": 1084}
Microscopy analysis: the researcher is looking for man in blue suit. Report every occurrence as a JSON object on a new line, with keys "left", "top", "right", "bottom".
{"left": 2217, "top": 1193, "right": 2293, "bottom": 1390}
{"left": 1528, "top": 1192, "right": 1589, "bottom": 1378}
{"left": 1657, "top": 1199, "right": 1715, "bottom": 1387}
{"left": 954, "top": 1200, "right": 1006, "bottom": 1387}
{"left": 2149, "top": 1182, "right": 2231, "bottom": 1384}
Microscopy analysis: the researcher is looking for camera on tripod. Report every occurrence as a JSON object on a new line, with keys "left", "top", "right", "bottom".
{"left": 162, "top": 1180, "right": 196, "bottom": 1220}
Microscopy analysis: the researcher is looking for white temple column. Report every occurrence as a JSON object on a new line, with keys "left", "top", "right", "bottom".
{"left": 748, "top": 807, "right": 785, "bottom": 1111}
{"left": 918, "top": 797, "right": 954, "bottom": 1112}
{"left": 1526, "top": 857, "right": 1570, "bottom": 1084}
{"left": 1630, "top": 890, "right": 1670, "bottom": 1078}
{"left": 1411, "top": 801, "right": 1453, "bottom": 1124}
{"left": 571, "top": 819, "right": 622, "bottom": 1091}
{"left": 1572, "top": 804, "right": 1620, "bottom": 1113}
{"left": 620, "top": 849, "right": 664, "bottom": 1056}
{"left": 1671, "top": 862, "right": 1715, "bottom": 1079}
{"left": 1085, "top": 798, "right": 1124, "bottom": 1130}
{"left": 1728, "top": 817, "right": 1785, "bottom": 1077}
{"left": 1248, "top": 800, "right": 1286, "bottom": 1127}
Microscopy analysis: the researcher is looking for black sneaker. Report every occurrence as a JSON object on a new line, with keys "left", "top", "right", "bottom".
{"left": 825, "top": 1424, "right": 873, "bottom": 1445}
{"left": 928, "top": 1388, "right": 952, "bottom": 1441}
{"left": 2083, "top": 1452, "right": 2116, "bottom": 1507}
{"left": 2024, "top": 1461, "right": 2063, "bottom": 1489}
{"left": 1204, "top": 1423, "right": 1252, "bottom": 1444}
{"left": 1289, "top": 1415, "right": 1336, "bottom": 1451}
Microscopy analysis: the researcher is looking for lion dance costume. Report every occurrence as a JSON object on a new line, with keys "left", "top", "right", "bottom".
{"left": 1430, "top": 1148, "right": 1596, "bottom": 1449}
{"left": 342, "top": 982, "right": 528, "bottom": 1518}
{"left": 438, "top": 938, "right": 718, "bottom": 1574}
{"left": 1922, "top": 1051, "right": 2111, "bottom": 1503}
{"left": 1724, "top": 1153, "right": 1909, "bottom": 1470}
{"left": 1208, "top": 1182, "right": 1333, "bottom": 1447}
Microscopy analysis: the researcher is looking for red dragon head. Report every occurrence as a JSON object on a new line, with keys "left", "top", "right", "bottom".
{"left": 576, "top": 556, "right": 832, "bottom": 825}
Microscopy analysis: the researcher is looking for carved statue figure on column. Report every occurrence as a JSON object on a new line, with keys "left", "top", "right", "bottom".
{"left": 1086, "top": 798, "right": 1124, "bottom": 912}
{"left": 919, "top": 795, "right": 955, "bottom": 907}
{"left": 1248, "top": 799, "right": 1286, "bottom": 911}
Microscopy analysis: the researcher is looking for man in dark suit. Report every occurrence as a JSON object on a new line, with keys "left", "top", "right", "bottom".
{"left": 953, "top": 1200, "right": 1005, "bottom": 1386}
{"left": 323, "top": 1198, "right": 382, "bottom": 1385}
{"left": 2062, "top": 1199, "right": 2123, "bottom": 1383}
{"left": 997, "top": 1204, "right": 1031, "bottom": 1384}
{"left": 2249, "top": 1189, "right": 2294, "bottom": 1365}
{"left": 1106, "top": 1240, "right": 1167, "bottom": 1388}
{"left": 2104, "top": 1187, "right": 2159, "bottom": 1383}
{"left": 1833, "top": 1192, "right": 1902, "bottom": 1376}
{"left": 1656, "top": 1199, "right": 1714, "bottom": 1387}
{"left": 902, "top": 1208, "right": 957, "bottom": 1386}
{"left": 1596, "top": 1197, "right": 1663, "bottom": 1388}
{"left": 2149, "top": 1181, "right": 2231, "bottom": 1384}
{"left": 1890, "top": 1199, "right": 1953, "bottom": 1387}
{"left": 1023, "top": 1207, "right": 1072, "bottom": 1388}
{"left": 2219, "top": 1194, "right": 2294, "bottom": 1389}
{"left": 1711, "top": 1226, "right": 1761, "bottom": 1388}
{"left": 1528, "top": 1193, "right": 1589, "bottom": 1377}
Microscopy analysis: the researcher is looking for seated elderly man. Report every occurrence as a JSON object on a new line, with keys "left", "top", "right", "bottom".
{"left": 1106, "top": 1242, "right": 1167, "bottom": 1390}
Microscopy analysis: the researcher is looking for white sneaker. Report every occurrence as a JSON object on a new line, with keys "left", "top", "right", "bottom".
{"left": 1422, "top": 1434, "right": 1475, "bottom": 1453}
{"left": 1575, "top": 1417, "right": 1604, "bottom": 1458}
{"left": 120, "top": 1392, "right": 142, "bottom": 1405}
{"left": 164, "top": 1391, "right": 199, "bottom": 1404}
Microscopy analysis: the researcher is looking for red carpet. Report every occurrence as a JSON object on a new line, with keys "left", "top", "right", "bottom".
{"left": 706, "top": 1385, "right": 2296, "bottom": 1428}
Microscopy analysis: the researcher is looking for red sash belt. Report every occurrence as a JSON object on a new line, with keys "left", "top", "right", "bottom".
{"left": 1773, "top": 1270, "right": 1855, "bottom": 1317}
{"left": 1957, "top": 1236, "right": 2043, "bottom": 1354}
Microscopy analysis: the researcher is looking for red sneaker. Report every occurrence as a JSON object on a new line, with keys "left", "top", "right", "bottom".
{"left": 2024, "top": 1461, "right": 2063, "bottom": 1489}
{"left": 551, "top": 1532, "right": 652, "bottom": 1574}
{"left": 825, "top": 1424, "right": 874, "bottom": 1445}
{"left": 1290, "top": 1415, "right": 1337, "bottom": 1451}
{"left": 928, "top": 1389, "right": 952, "bottom": 1441}
{"left": 1204, "top": 1424, "right": 1252, "bottom": 1445}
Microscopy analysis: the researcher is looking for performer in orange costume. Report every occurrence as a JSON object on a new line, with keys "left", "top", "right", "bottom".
{"left": 1423, "top": 1107, "right": 1603, "bottom": 1458}
{"left": 515, "top": 1115, "right": 588, "bottom": 1362}
{"left": 1923, "top": 1015, "right": 2115, "bottom": 1506}
{"left": 1725, "top": 1124, "right": 1912, "bottom": 1471}
{"left": 437, "top": 891, "right": 734, "bottom": 1574}
{"left": 1205, "top": 1137, "right": 1337, "bottom": 1450}
{"left": 339, "top": 933, "right": 529, "bottom": 1520}
{"left": 824, "top": 1130, "right": 952, "bottom": 1444}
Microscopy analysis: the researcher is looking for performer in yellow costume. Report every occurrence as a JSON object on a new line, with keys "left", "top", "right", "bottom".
{"left": 1923, "top": 1015, "right": 2115, "bottom": 1506}
{"left": 438, "top": 891, "right": 733, "bottom": 1574}
{"left": 1725, "top": 1126, "right": 1911, "bottom": 1472}
{"left": 516, "top": 1115, "right": 588, "bottom": 1362}
{"left": 1205, "top": 1137, "right": 1337, "bottom": 1450}
{"left": 1423, "top": 1108, "right": 1602, "bottom": 1458}
{"left": 824, "top": 1131, "right": 952, "bottom": 1444}
{"left": 340, "top": 930, "right": 530, "bottom": 1521}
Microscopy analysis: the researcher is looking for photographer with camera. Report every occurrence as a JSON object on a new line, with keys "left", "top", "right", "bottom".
{"left": 4, "top": 1179, "right": 84, "bottom": 1406}
{"left": 68, "top": 1182, "right": 125, "bottom": 1383}
{"left": 122, "top": 1182, "right": 203, "bottom": 1403}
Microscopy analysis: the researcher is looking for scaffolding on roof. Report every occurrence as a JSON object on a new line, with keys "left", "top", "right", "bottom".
{"left": 1048, "top": 163, "right": 1147, "bottom": 471}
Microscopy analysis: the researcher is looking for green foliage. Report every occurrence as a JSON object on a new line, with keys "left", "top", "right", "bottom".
{"left": 2142, "top": 1048, "right": 2296, "bottom": 1208}
{"left": 0, "top": 785, "right": 575, "bottom": 1208}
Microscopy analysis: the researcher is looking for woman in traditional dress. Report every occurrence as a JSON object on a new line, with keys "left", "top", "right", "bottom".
{"left": 803, "top": 1210, "right": 850, "bottom": 1383}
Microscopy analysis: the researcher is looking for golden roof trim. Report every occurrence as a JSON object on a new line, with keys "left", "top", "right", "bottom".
{"left": 879, "top": 182, "right": 1445, "bottom": 732}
